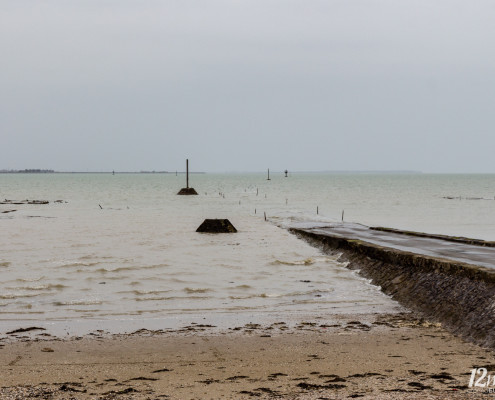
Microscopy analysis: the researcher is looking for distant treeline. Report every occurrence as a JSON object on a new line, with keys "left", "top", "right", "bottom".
{"left": 0, "top": 169, "right": 55, "bottom": 173}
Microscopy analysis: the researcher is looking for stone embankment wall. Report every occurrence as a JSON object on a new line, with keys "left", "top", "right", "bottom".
{"left": 291, "top": 228, "right": 495, "bottom": 349}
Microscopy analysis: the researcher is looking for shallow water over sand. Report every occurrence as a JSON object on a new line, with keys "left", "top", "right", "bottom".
{"left": 1, "top": 172, "right": 493, "bottom": 333}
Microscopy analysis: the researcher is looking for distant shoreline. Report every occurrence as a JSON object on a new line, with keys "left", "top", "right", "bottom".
{"left": 0, "top": 170, "right": 205, "bottom": 174}
{"left": 6, "top": 170, "right": 495, "bottom": 175}
{"left": 0, "top": 170, "right": 423, "bottom": 175}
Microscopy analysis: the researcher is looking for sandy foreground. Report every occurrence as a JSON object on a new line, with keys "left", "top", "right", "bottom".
{"left": 1, "top": 313, "right": 494, "bottom": 399}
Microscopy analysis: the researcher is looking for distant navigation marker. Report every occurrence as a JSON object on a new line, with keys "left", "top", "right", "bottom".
{"left": 177, "top": 159, "right": 198, "bottom": 195}
{"left": 267, "top": 168, "right": 271, "bottom": 181}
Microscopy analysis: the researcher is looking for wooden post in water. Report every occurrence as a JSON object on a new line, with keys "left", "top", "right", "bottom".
{"left": 267, "top": 168, "right": 271, "bottom": 181}
{"left": 342, "top": 209, "right": 344, "bottom": 222}
{"left": 317, "top": 206, "right": 319, "bottom": 215}
{"left": 186, "top": 159, "right": 189, "bottom": 188}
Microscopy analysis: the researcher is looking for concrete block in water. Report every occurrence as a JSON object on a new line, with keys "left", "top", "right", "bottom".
{"left": 196, "top": 219, "right": 237, "bottom": 233}
{"left": 177, "top": 188, "right": 198, "bottom": 195}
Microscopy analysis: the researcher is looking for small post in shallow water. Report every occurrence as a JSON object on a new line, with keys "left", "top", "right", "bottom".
{"left": 342, "top": 209, "right": 345, "bottom": 222}
{"left": 267, "top": 168, "right": 271, "bottom": 181}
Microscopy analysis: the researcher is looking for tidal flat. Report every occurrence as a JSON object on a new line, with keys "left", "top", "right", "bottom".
{"left": 1, "top": 312, "right": 493, "bottom": 399}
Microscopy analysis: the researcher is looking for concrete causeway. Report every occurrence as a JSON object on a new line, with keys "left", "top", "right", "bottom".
{"left": 295, "top": 222, "right": 495, "bottom": 269}
{"left": 290, "top": 222, "right": 495, "bottom": 348}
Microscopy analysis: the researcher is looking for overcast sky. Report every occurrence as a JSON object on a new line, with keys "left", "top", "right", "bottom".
{"left": 1, "top": 1, "right": 494, "bottom": 172}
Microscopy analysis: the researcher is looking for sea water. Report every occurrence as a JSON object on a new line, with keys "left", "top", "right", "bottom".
{"left": 1, "top": 172, "right": 494, "bottom": 334}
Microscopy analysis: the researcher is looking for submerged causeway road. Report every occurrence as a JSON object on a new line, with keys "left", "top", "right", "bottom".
{"left": 295, "top": 222, "right": 495, "bottom": 269}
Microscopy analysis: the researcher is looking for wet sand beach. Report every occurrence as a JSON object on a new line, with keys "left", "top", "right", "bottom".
{"left": 1, "top": 313, "right": 493, "bottom": 399}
